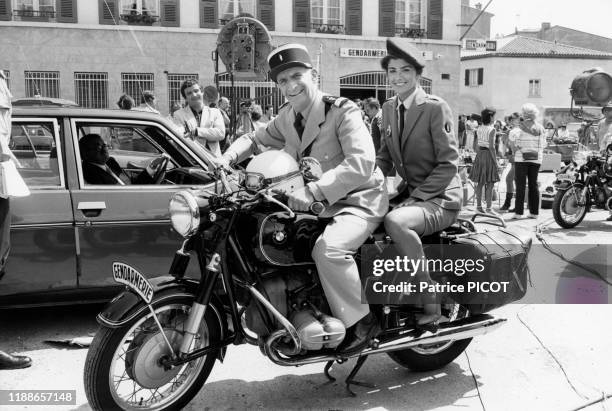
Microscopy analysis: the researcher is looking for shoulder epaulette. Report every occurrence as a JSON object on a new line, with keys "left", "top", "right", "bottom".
{"left": 426, "top": 94, "right": 440, "bottom": 102}
{"left": 322, "top": 95, "right": 350, "bottom": 108}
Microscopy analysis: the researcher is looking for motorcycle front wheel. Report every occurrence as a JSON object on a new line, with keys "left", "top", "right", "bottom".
{"left": 84, "top": 296, "right": 221, "bottom": 411}
{"left": 552, "top": 184, "right": 588, "bottom": 229}
{"left": 387, "top": 304, "right": 472, "bottom": 371}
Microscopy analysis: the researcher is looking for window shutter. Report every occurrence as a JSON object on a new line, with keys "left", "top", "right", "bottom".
{"left": 258, "top": 0, "right": 274, "bottom": 31}
{"left": 200, "top": 0, "right": 218, "bottom": 28}
{"left": 0, "top": 0, "right": 12, "bottom": 21}
{"left": 293, "top": 0, "right": 310, "bottom": 33}
{"left": 56, "top": 0, "right": 77, "bottom": 23}
{"left": 427, "top": 0, "right": 443, "bottom": 40}
{"left": 345, "top": 0, "right": 361, "bottom": 35}
{"left": 465, "top": 69, "right": 469, "bottom": 86}
{"left": 477, "top": 68, "right": 483, "bottom": 85}
{"left": 378, "top": 0, "right": 394, "bottom": 37}
{"left": 99, "top": 0, "right": 118, "bottom": 25}
{"left": 161, "top": 0, "right": 179, "bottom": 27}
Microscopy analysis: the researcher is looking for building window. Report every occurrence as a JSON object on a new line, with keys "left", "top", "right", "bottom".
{"left": 219, "top": 0, "right": 255, "bottom": 23}
{"left": 529, "top": 79, "right": 541, "bottom": 97}
{"left": 14, "top": 0, "right": 55, "bottom": 19}
{"left": 74, "top": 72, "right": 108, "bottom": 109}
{"left": 120, "top": 0, "right": 159, "bottom": 24}
{"left": 465, "top": 68, "right": 483, "bottom": 87}
{"left": 121, "top": 73, "right": 154, "bottom": 104}
{"left": 25, "top": 71, "right": 60, "bottom": 98}
{"left": 311, "top": 0, "right": 344, "bottom": 34}
{"left": 167, "top": 74, "right": 198, "bottom": 112}
{"left": 395, "top": 0, "right": 426, "bottom": 38}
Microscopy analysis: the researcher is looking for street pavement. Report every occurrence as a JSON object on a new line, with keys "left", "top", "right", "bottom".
{"left": 1, "top": 191, "right": 612, "bottom": 410}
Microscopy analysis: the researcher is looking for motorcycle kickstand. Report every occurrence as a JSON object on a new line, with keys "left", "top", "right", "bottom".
{"left": 345, "top": 355, "right": 375, "bottom": 397}
{"left": 324, "top": 360, "right": 336, "bottom": 382}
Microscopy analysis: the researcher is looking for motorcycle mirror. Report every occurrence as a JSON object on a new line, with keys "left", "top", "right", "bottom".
{"left": 299, "top": 157, "right": 323, "bottom": 182}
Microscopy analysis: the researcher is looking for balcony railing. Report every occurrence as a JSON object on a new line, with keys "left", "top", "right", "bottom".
{"left": 13, "top": 9, "right": 55, "bottom": 19}
{"left": 120, "top": 12, "right": 159, "bottom": 25}
{"left": 311, "top": 22, "right": 344, "bottom": 34}
{"left": 395, "top": 27, "right": 426, "bottom": 39}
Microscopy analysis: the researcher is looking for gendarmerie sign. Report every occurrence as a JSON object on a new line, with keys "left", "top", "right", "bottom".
{"left": 339, "top": 48, "right": 387, "bottom": 58}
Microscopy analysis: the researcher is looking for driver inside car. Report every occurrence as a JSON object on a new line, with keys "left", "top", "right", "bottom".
{"left": 79, "top": 133, "right": 167, "bottom": 185}
{"left": 222, "top": 44, "right": 388, "bottom": 353}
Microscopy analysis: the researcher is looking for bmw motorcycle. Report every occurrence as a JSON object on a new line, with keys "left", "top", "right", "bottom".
{"left": 84, "top": 151, "right": 531, "bottom": 410}
{"left": 552, "top": 144, "right": 612, "bottom": 228}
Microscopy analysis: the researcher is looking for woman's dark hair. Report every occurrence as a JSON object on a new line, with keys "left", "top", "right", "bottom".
{"left": 481, "top": 108, "right": 496, "bottom": 125}
{"left": 381, "top": 55, "right": 424, "bottom": 75}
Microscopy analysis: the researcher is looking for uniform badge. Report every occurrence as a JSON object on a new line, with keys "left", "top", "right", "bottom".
{"left": 444, "top": 123, "right": 452, "bottom": 133}
{"left": 386, "top": 125, "right": 392, "bottom": 138}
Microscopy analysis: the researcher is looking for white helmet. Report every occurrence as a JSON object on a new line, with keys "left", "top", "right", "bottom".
{"left": 245, "top": 150, "right": 304, "bottom": 193}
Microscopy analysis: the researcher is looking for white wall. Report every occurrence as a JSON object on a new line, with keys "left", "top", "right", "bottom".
{"left": 443, "top": 0, "right": 461, "bottom": 41}
{"left": 77, "top": 0, "right": 98, "bottom": 25}
{"left": 275, "top": 0, "right": 292, "bottom": 32}
{"left": 362, "top": 0, "right": 379, "bottom": 37}
{"left": 181, "top": 0, "right": 200, "bottom": 29}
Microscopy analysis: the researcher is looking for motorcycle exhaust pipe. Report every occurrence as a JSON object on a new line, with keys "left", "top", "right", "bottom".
{"left": 264, "top": 314, "right": 505, "bottom": 366}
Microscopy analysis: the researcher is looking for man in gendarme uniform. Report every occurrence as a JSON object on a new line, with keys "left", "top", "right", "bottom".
{"left": 223, "top": 44, "right": 388, "bottom": 352}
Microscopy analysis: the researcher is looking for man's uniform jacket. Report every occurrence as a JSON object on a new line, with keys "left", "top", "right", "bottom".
{"left": 377, "top": 87, "right": 462, "bottom": 210}
{"left": 229, "top": 90, "right": 388, "bottom": 221}
{"left": 173, "top": 105, "right": 225, "bottom": 157}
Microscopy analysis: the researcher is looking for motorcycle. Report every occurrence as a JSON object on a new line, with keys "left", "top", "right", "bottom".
{"left": 552, "top": 144, "right": 612, "bottom": 228}
{"left": 84, "top": 152, "right": 531, "bottom": 410}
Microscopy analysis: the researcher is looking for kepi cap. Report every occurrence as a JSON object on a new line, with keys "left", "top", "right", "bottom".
{"left": 267, "top": 44, "right": 313, "bottom": 82}
{"left": 382, "top": 38, "right": 425, "bottom": 71}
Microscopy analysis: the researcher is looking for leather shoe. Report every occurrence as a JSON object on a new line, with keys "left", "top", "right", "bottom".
{"left": 339, "top": 313, "right": 380, "bottom": 354}
{"left": 0, "top": 351, "right": 32, "bottom": 370}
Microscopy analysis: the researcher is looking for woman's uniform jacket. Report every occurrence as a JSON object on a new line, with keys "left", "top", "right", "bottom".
{"left": 173, "top": 105, "right": 225, "bottom": 157}
{"left": 376, "top": 87, "right": 462, "bottom": 210}
{"left": 226, "top": 90, "right": 388, "bottom": 221}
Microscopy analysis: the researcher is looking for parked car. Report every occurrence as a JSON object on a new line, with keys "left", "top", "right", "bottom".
{"left": 0, "top": 106, "right": 219, "bottom": 308}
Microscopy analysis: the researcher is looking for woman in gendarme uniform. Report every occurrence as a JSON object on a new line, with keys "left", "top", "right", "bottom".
{"left": 469, "top": 108, "right": 500, "bottom": 214}
{"left": 508, "top": 103, "right": 547, "bottom": 220}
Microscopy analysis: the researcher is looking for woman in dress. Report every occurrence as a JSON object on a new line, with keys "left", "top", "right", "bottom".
{"left": 469, "top": 108, "right": 500, "bottom": 214}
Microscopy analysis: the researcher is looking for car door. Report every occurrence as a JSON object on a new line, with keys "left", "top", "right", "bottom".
{"left": 0, "top": 117, "right": 77, "bottom": 301}
{"left": 69, "top": 118, "right": 215, "bottom": 288}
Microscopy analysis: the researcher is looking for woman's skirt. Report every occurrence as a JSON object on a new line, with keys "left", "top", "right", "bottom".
{"left": 469, "top": 149, "right": 500, "bottom": 184}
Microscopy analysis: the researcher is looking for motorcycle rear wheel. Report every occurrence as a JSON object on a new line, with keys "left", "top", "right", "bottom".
{"left": 552, "top": 184, "right": 588, "bottom": 229}
{"left": 84, "top": 296, "right": 220, "bottom": 411}
{"left": 387, "top": 304, "right": 472, "bottom": 372}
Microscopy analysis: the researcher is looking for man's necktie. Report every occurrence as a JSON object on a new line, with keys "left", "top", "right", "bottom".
{"left": 294, "top": 112, "right": 304, "bottom": 140}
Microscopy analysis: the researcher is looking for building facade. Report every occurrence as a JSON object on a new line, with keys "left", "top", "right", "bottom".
{"left": 0, "top": 0, "right": 462, "bottom": 116}
{"left": 514, "top": 23, "right": 612, "bottom": 54}
{"left": 459, "top": 0, "right": 492, "bottom": 40}
{"left": 459, "top": 36, "right": 612, "bottom": 120}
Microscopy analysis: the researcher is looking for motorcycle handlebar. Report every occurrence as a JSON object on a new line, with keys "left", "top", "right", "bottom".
{"left": 270, "top": 190, "right": 325, "bottom": 215}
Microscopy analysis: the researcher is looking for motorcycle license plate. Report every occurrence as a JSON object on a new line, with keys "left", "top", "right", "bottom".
{"left": 557, "top": 173, "right": 575, "bottom": 182}
{"left": 112, "top": 262, "right": 154, "bottom": 304}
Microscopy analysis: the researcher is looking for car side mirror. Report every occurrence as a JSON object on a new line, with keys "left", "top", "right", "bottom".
{"left": 299, "top": 157, "right": 323, "bottom": 182}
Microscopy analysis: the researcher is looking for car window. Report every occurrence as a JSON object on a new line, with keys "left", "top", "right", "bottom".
{"left": 75, "top": 121, "right": 212, "bottom": 187}
{"left": 10, "top": 120, "right": 62, "bottom": 188}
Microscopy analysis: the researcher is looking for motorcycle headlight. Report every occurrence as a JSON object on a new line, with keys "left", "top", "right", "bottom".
{"left": 169, "top": 190, "right": 200, "bottom": 237}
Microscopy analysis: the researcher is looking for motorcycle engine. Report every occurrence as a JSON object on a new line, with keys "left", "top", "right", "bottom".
{"left": 244, "top": 268, "right": 345, "bottom": 350}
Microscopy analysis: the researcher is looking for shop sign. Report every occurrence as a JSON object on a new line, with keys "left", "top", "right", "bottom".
{"left": 464, "top": 39, "right": 497, "bottom": 51}
{"left": 340, "top": 48, "right": 434, "bottom": 60}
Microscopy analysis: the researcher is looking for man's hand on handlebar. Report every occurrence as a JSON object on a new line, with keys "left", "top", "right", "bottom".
{"left": 288, "top": 186, "right": 315, "bottom": 212}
